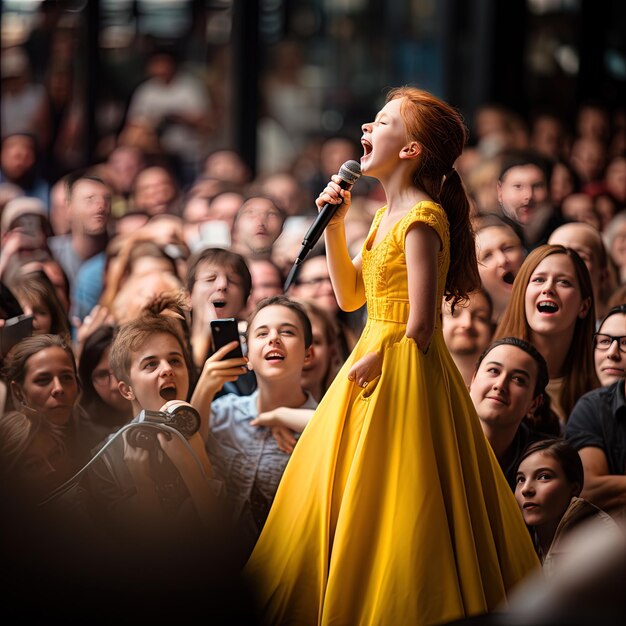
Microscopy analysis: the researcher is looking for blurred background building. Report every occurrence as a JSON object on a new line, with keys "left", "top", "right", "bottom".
{"left": 1, "top": 0, "right": 625, "bottom": 178}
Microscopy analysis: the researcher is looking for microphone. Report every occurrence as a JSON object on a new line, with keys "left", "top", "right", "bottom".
{"left": 283, "top": 160, "right": 361, "bottom": 291}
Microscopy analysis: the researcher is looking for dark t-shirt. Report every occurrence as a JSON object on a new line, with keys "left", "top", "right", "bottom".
{"left": 565, "top": 381, "right": 626, "bottom": 475}
{"left": 500, "top": 422, "right": 553, "bottom": 491}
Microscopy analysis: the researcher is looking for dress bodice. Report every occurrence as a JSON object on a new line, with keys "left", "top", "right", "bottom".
{"left": 361, "top": 201, "right": 450, "bottom": 324}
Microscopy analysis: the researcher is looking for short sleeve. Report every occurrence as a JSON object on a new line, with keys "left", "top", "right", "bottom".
{"left": 565, "top": 395, "right": 607, "bottom": 453}
{"left": 396, "top": 202, "right": 449, "bottom": 250}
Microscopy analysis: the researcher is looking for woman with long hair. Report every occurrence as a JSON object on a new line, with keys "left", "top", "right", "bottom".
{"left": 76, "top": 324, "right": 132, "bottom": 452}
{"left": 297, "top": 299, "right": 343, "bottom": 401}
{"left": 3, "top": 334, "right": 87, "bottom": 468}
{"left": 10, "top": 269, "right": 70, "bottom": 337}
{"left": 496, "top": 244, "right": 598, "bottom": 424}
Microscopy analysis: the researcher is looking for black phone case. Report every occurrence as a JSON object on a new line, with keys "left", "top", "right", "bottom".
{"left": 0, "top": 314, "right": 34, "bottom": 356}
{"left": 210, "top": 318, "right": 244, "bottom": 359}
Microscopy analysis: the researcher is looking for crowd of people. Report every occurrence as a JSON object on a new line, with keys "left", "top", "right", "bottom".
{"left": 2, "top": 27, "right": 626, "bottom": 625}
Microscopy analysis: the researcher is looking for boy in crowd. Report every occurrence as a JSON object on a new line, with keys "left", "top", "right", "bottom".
{"left": 186, "top": 247, "right": 251, "bottom": 369}
{"left": 83, "top": 312, "right": 252, "bottom": 619}
{"left": 469, "top": 337, "right": 554, "bottom": 490}
{"left": 87, "top": 314, "right": 220, "bottom": 534}
{"left": 191, "top": 295, "right": 317, "bottom": 559}
{"left": 497, "top": 149, "right": 563, "bottom": 249}
{"left": 230, "top": 195, "right": 286, "bottom": 262}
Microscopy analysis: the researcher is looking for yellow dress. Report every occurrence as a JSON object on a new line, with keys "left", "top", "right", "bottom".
{"left": 245, "top": 202, "right": 539, "bottom": 625}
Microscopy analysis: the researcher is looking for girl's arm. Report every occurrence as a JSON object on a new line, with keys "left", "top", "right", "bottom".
{"left": 405, "top": 223, "right": 440, "bottom": 352}
{"left": 317, "top": 177, "right": 367, "bottom": 311}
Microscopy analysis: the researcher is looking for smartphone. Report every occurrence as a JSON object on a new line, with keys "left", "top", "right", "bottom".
{"left": 210, "top": 318, "right": 244, "bottom": 359}
{"left": 0, "top": 314, "right": 34, "bottom": 357}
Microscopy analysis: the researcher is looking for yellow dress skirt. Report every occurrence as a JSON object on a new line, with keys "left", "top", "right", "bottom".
{"left": 245, "top": 202, "right": 539, "bottom": 625}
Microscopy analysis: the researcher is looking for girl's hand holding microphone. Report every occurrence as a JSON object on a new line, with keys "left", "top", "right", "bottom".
{"left": 315, "top": 175, "right": 352, "bottom": 227}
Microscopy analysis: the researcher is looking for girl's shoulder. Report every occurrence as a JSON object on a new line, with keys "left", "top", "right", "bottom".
{"left": 397, "top": 201, "right": 449, "bottom": 246}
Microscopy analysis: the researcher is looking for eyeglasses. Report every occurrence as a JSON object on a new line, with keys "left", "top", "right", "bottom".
{"left": 295, "top": 276, "right": 332, "bottom": 287}
{"left": 92, "top": 370, "right": 116, "bottom": 385}
{"left": 593, "top": 333, "right": 626, "bottom": 353}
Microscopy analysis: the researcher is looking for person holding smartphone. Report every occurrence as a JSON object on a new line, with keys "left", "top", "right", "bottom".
{"left": 186, "top": 246, "right": 258, "bottom": 396}
{"left": 191, "top": 295, "right": 317, "bottom": 560}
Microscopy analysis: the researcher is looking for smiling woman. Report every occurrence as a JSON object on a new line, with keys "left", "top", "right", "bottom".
{"left": 496, "top": 244, "right": 599, "bottom": 424}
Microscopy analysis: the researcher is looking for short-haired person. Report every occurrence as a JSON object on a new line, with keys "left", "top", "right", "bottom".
{"left": 593, "top": 305, "right": 626, "bottom": 387}
{"left": 231, "top": 195, "right": 286, "bottom": 262}
{"left": 87, "top": 314, "right": 218, "bottom": 533}
{"left": 497, "top": 149, "right": 562, "bottom": 250}
{"left": 548, "top": 221, "right": 611, "bottom": 323}
{"left": 48, "top": 173, "right": 112, "bottom": 289}
{"left": 186, "top": 247, "right": 252, "bottom": 369}
{"left": 473, "top": 213, "right": 526, "bottom": 324}
{"left": 190, "top": 295, "right": 317, "bottom": 559}
{"left": 470, "top": 337, "right": 555, "bottom": 490}
{"left": 442, "top": 289, "right": 494, "bottom": 387}
{"left": 131, "top": 165, "right": 179, "bottom": 217}
{"left": 78, "top": 314, "right": 251, "bottom": 619}
{"left": 603, "top": 211, "right": 626, "bottom": 283}
{"left": 245, "top": 258, "right": 284, "bottom": 315}
{"left": 560, "top": 193, "right": 600, "bottom": 230}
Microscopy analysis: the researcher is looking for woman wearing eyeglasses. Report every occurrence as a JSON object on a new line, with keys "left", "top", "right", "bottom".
{"left": 77, "top": 324, "right": 132, "bottom": 453}
{"left": 593, "top": 304, "right": 626, "bottom": 387}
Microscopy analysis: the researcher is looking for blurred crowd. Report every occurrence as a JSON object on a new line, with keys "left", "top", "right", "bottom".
{"left": 2, "top": 9, "right": 626, "bottom": 624}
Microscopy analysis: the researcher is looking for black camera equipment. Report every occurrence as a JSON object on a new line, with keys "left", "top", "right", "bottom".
{"left": 126, "top": 401, "right": 201, "bottom": 450}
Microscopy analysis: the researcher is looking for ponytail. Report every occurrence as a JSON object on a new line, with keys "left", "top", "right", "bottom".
{"left": 440, "top": 169, "right": 481, "bottom": 311}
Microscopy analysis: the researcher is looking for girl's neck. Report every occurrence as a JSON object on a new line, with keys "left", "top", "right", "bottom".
{"left": 257, "top": 378, "right": 308, "bottom": 414}
{"left": 531, "top": 331, "right": 572, "bottom": 379}
{"left": 378, "top": 165, "right": 431, "bottom": 214}
{"left": 384, "top": 187, "right": 432, "bottom": 216}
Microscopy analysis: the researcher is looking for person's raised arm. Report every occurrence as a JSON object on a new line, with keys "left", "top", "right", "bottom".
{"left": 405, "top": 223, "right": 440, "bottom": 353}
{"left": 190, "top": 341, "right": 248, "bottom": 442}
{"left": 578, "top": 446, "right": 626, "bottom": 511}
{"left": 316, "top": 176, "right": 366, "bottom": 312}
